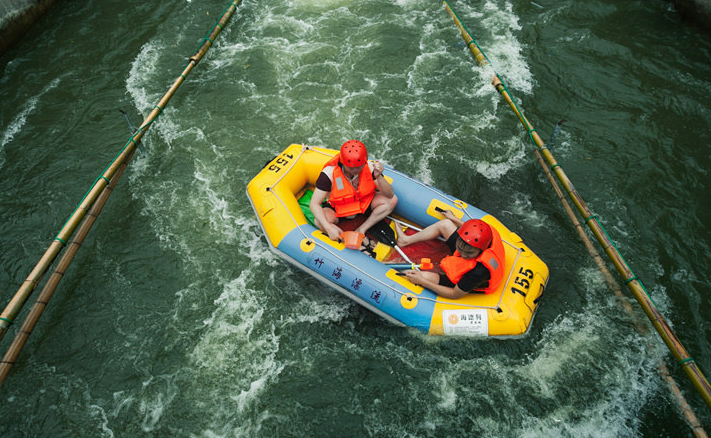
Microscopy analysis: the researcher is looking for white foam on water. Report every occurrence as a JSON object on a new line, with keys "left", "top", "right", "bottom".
{"left": 107, "top": 2, "right": 691, "bottom": 436}
{"left": 480, "top": 1, "right": 534, "bottom": 95}
{"left": 393, "top": 0, "right": 432, "bottom": 9}
{"left": 291, "top": 0, "right": 353, "bottom": 10}
{"left": 473, "top": 135, "right": 528, "bottom": 179}
{"left": 187, "top": 270, "right": 286, "bottom": 434}
{"left": 125, "top": 39, "right": 204, "bottom": 149}
{"left": 137, "top": 378, "right": 175, "bottom": 432}
{"left": 501, "top": 192, "right": 549, "bottom": 229}
{"left": 123, "top": 32, "right": 288, "bottom": 434}
{"left": 126, "top": 38, "right": 267, "bottom": 266}
{"left": 578, "top": 196, "right": 675, "bottom": 324}
{"left": 8, "top": 362, "right": 130, "bottom": 437}
{"left": 431, "top": 370, "right": 458, "bottom": 411}
{"left": 126, "top": 42, "right": 163, "bottom": 116}
{"left": 516, "top": 303, "right": 660, "bottom": 436}
{"left": 192, "top": 165, "right": 239, "bottom": 244}
{"left": 88, "top": 404, "right": 115, "bottom": 438}
{"left": 391, "top": 1, "right": 536, "bottom": 184}
{"left": 278, "top": 296, "right": 352, "bottom": 326}
{"left": 0, "top": 77, "right": 61, "bottom": 169}
{"left": 388, "top": 259, "right": 666, "bottom": 437}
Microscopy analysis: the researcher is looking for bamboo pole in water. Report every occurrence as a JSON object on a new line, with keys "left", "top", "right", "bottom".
{"left": 0, "top": 0, "right": 241, "bottom": 343}
{"left": 443, "top": 0, "right": 711, "bottom": 417}
{"left": 0, "top": 147, "right": 135, "bottom": 387}
{"left": 529, "top": 122, "right": 708, "bottom": 437}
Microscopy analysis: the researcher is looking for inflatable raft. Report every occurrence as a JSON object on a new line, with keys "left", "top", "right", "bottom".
{"left": 247, "top": 144, "right": 549, "bottom": 337}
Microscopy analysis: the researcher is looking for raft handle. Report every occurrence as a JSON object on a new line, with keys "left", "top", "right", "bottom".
{"left": 533, "top": 283, "right": 545, "bottom": 304}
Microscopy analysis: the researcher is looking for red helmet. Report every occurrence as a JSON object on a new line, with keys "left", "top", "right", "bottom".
{"left": 340, "top": 140, "right": 368, "bottom": 167}
{"left": 457, "top": 219, "right": 492, "bottom": 250}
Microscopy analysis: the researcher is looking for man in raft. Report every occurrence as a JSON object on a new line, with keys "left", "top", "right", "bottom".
{"left": 310, "top": 140, "right": 398, "bottom": 242}
{"left": 398, "top": 210, "right": 505, "bottom": 299}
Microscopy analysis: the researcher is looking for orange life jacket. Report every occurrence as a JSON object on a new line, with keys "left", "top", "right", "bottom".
{"left": 439, "top": 228, "right": 505, "bottom": 294}
{"left": 323, "top": 154, "right": 376, "bottom": 217}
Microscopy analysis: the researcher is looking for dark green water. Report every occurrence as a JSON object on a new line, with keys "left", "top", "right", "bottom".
{"left": 1, "top": 0, "right": 710, "bottom": 436}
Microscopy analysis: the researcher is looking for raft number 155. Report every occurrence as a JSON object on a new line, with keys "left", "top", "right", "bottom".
{"left": 511, "top": 267, "right": 533, "bottom": 297}
{"left": 267, "top": 153, "right": 294, "bottom": 173}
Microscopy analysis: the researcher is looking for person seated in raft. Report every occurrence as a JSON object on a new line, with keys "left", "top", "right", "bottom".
{"left": 398, "top": 211, "right": 505, "bottom": 299}
{"left": 310, "top": 140, "right": 398, "bottom": 242}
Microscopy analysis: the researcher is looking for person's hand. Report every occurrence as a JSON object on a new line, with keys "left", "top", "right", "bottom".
{"left": 442, "top": 209, "right": 457, "bottom": 222}
{"left": 325, "top": 223, "right": 344, "bottom": 241}
{"left": 372, "top": 161, "right": 384, "bottom": 179}
{"left": 404, "top": 269, "right": 425, "bottom": 286}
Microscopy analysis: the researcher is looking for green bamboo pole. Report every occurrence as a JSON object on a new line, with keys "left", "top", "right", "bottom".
{"left": 443, "top": 0, "right": 711, "bottom": 412}
{"left": 0, "top": 146, "right": 134, "bottom": 388}
{"left": 530, "top": 124, "right": 708, "bottom": 437}
{"left": 0, "top": 0, "right": 241, "bottom": 343}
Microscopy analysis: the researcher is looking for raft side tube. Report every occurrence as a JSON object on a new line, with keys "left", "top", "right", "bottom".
{"left": 277, "top": 226, "right": 438, "bottom": 332}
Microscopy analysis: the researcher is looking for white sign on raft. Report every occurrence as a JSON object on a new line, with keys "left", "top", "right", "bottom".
{"left": 442, "top": 309, "right": 489, "bottom": 336}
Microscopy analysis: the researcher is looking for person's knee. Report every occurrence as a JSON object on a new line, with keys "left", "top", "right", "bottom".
{"left": 382, "top": 194, "right": 398, "bottom": 212}
{"left": 438, "top": 219, "right": 457, "bottom": 236}
{"left": 323, "top": 208, "right": 338, "bottom": 224}
{"left": 372, "top": 194, "right": 397, "bottom": 212}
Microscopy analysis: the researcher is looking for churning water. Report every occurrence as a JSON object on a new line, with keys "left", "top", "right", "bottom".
{"left": 1, "top": 0, "right": 710, "bottom": 436}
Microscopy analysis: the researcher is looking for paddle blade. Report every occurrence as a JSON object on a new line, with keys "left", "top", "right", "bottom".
{"left": 369, "top": 220, "right": 396, "bottom": 246}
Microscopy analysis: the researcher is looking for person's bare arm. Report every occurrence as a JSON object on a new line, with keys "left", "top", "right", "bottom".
{"left": 404, "top": 270, "right": 468, "bottom": 299}
{"left": 442, "top": 209, "right": 464, "bottom": 228}
{"left": 310, "top": 188, "right": 342, "bottom": 240}
{"left": 371, "top": 161, "right": 394, "bottom": 198}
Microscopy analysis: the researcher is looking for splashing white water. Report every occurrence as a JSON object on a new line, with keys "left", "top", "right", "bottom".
{"left": 0, "top": 77, "right": 61, "bottom": 169}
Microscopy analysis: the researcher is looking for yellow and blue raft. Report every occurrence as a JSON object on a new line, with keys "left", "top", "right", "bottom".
{"left": 247, "top": 144, "right": 549, "bottom": 337}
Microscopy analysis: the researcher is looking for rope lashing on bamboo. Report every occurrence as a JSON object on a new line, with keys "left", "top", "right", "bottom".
{"left": 0, "top": 0, "right": 242, "bottom": 344}
{"left": 443, "top": 0, "right": 711, "bottom": 419}
{"left": 680, "top": 358, "right": 698, "bottom": 368}
{"left": 119, "top": 110, "right": 145, "bottom": 154}
{"left": 625, "top": 276, "right": 639, "bottom": 284}
{"left": 584, "top": 213, "right": 661, "bottom": 307}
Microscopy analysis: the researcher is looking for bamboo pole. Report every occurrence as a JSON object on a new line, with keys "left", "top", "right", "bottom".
{"left": 530, "top": 124, "right": 708, "bottom": 437}
{"left": 0, "top": 147, "right": 134, "bottom": 387}
{"left": 443, "top": 0, "right": 711, "bottom": 414}
{"left": 0, "top": 0, "right": 242, "bottom": 343}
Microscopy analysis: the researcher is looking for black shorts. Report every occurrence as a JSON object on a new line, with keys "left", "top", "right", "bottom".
{"left": 321, "top": 201, "right": 372, "bottom": 219}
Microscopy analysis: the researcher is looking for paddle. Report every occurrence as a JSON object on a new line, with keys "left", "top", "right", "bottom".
{"left": 369, "top": 220, "right": 417, "bottom": 267}
{"left": 386, "top": 259, "right": 434, "bottom": 271}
